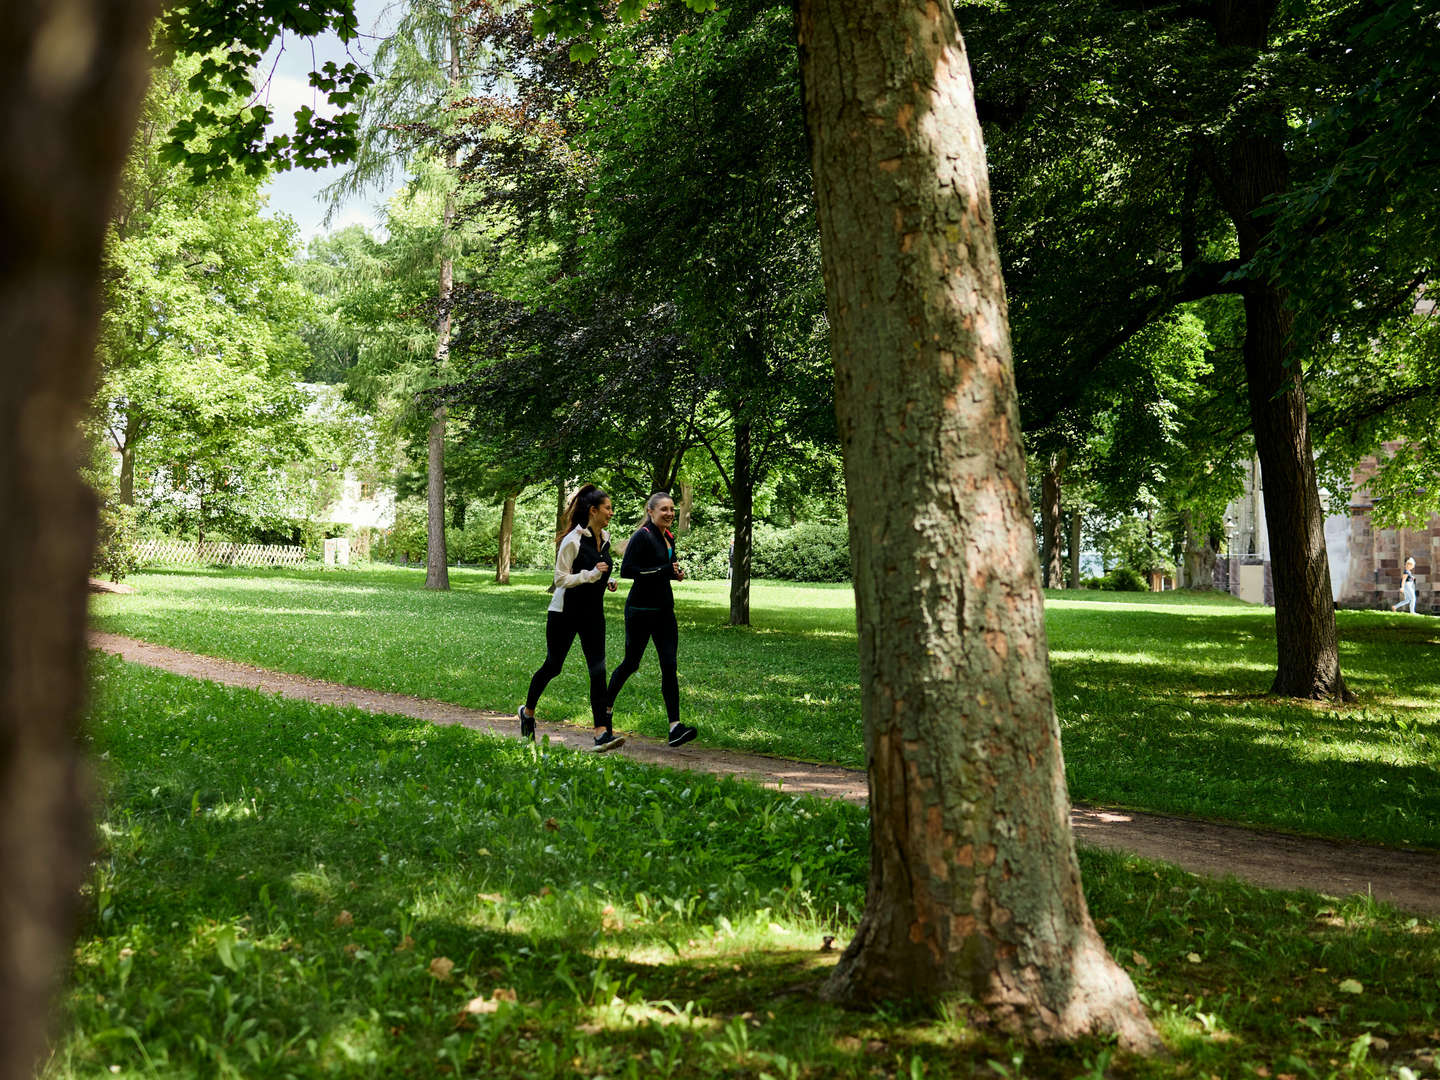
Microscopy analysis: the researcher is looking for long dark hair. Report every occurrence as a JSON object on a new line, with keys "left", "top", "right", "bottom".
{"left": 559, "top": 484, "right": 608, "bottom": 540}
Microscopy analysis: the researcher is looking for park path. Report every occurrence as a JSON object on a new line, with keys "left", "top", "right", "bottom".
{"left": 91, "top": 631, "right": 1440, "bottom": 919}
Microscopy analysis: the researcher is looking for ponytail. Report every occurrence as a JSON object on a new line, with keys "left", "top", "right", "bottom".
{"left": 558, "top": 484, "right": 608, "bottom": 541}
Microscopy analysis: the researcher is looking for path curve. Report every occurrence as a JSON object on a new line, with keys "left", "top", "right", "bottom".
{"left": 91, "top": 632, "right": 1440, "bottom": 918}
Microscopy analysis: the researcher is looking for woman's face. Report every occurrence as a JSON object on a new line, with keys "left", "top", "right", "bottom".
{"left": 591, "top": 497, "right": 613, "bottom": 531}
{"left": 649, "top": 498, "right": 676, "bottom": 529}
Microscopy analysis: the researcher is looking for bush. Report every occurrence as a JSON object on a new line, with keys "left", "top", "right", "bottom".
{"left": 1103, "top": 567, "right": 1148, "bottom": 592}
{"left": 675, "top": 520, "right": 851, "bottom": 583}
{"left": 94, "top": 502, "right": 143, "bottom": 582}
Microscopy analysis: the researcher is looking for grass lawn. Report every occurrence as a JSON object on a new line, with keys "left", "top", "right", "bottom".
{"left": 53, "top": 656, "right": 1440, "bottom": 1079}
{"left": 89, "top": 566, "right": 1440, "bottom": 848}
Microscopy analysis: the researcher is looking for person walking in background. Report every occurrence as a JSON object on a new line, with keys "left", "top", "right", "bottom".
{"left": 1392, "top": 556, "right": 1418, "bottom": 614}
{"left": 608, "top": 492, "right": 698, "bottom": 747}
{"left": 518, "top": 484, "right": 624, "bottom": 751}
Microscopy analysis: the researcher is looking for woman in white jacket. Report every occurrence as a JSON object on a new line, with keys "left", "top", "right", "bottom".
{"left": 518, "top": 484, "right": 624, "bottom": 751}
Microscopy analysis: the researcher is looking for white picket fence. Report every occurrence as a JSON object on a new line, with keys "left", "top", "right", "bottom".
{"left": 133, "top": 539, "right": 307, "bottom": 568}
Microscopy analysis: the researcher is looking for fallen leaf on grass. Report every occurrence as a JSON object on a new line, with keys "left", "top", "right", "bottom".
{"left": 1187, "top": 953, "right": 1202, "bottom": 964}
{"left": 1337, "top": 979, "right": 1363, "bottom": 994}
{"left": 394, "top": 935, "right": 414, "bottom": 953}
{"left": 543, "top": 817, "right": 559, "bottom": 831}
{"left": 465, "top": 997, "right": 498, "bottom": 1015}
{"left": 429, "top": 956, "right": 455, "bottom": 981}
{"left": 478, "top": 893, "right": 504, "bottom": 903}
{"left": 334, "top": 910, "right": 354, "bottom": 927}
{"left": 1132, "top": 950, "right": 1150, "bottom": 968}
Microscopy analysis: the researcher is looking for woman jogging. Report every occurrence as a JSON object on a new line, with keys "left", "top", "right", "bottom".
{"left": 1393, "top": 556, "right": 1418, "bottom": 614}
{"left": 607, "top": 492, "right": 697, "bottom": 747}
{"left": 518, "top": 484, "right": 624, "bottom": 751}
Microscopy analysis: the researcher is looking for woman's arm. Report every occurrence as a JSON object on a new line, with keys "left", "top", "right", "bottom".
{"left": 552, "top": 531, "right": 604, "bottom": 590}
{"left": 621, "top": 528, "right": 667, "bottom": 580}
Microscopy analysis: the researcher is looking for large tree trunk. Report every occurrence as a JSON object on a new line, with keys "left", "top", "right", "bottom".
{"left": 1040, "top": 454, "right": 1064, "bottom": 589}
{"left": 1204, "top": 5, "right": 1347, "bottom": 699}
{"left": 117, "top": 411, "right": 141, "bottom": 505}
{"left": 1181, "top": 510, "right": 1216, "bottom": 590}
{"left": 1239, "top": 280, "right": 1345, "bottom": 696}
{"left": 1068, "top": 509, "right": 1083, "bottom": 588}
{"left": 797, "top": 0, "right": 1156, "bottom": 1048}
{"left": 1, "top": 4, "right": 159, "bottom": 1078}
{"left": 675, "top": 481, "right": 694, "bottom": 533}
{"left": 424, "top": 404, "right": 449, "bottom": 589}
{"left": 728, "top": 420, "right": 753, "bottom": 627}
{"left": 424, "top": 3, "right": 464, "bottom": 593}
{"left": 495, "top": 493, "right": 515, "bottom": 584}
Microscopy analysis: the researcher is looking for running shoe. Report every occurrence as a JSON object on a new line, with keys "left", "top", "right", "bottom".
{"left": 593, "top": 730, "right": 625, "bottom": 752}
{"left": 667, "top": 723, "right": 697, "bottom": 748}
{"left": 518, "top": 705, "right": 535, "bottom": 740}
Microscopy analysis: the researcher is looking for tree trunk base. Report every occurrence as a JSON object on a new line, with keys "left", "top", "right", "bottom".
{"left": 822, "top": 929, "right": 1161, "bottom": 1053}
{"left": 1270, "top": 672, "right": 1356, "bottom": 702}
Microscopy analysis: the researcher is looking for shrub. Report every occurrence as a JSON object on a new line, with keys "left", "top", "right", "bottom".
{"left": 1103, "top": 566, "right": 1148, "bottom": 592}
{"left": 675, "top": 520, "right": 851, "bottom": 583}
{"left": 94, "top": 502, "right": 142, "bottom": 583}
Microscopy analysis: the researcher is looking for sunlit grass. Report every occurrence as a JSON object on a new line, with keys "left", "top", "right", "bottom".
{"left": 90, "top": 567, "right": 1440, "bottom": 846}
{"left": 51, "top": 658, "right": 1440, "bottom": 1080}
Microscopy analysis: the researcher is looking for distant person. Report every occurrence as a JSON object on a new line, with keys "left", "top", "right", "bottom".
{"left": 518, "top": 484, "right": 624, "bottom": 752}
{"left": 608, "top": 492, "right": 697, "bottom": 747}
{"left": 1392, "top": 556, "right": 1418, "bottom": 614}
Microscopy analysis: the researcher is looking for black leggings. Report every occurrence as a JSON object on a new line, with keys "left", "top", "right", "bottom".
{"left": 607, "top": 607, "right": 680, "bottom": 726}
{"left": 525, "top": 608, "right": 608, "bottom": 728}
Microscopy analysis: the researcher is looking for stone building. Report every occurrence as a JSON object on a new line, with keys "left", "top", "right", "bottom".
{"left": 1217, "top": 449, "right": 1437, "bottom": 613}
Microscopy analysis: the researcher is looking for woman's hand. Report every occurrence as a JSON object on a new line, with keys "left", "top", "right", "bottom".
{"left": 595, "top": 561, "right": 610, "bottom": 574}
{"left": 672, "top": 562, "right": 685, "bottom": 581}
{"left": 607, "top": 581, "right": 618, "bottom": 592}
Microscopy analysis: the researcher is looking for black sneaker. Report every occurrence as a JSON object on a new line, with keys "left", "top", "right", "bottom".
{"left": 667, "top": 723, "right": 697, "bottom": 748}
{"left": 592, "top": 730, "right": 625, "bottom": 753}
{"left": 518, "top": 705, "right": 535, "bottom": 740}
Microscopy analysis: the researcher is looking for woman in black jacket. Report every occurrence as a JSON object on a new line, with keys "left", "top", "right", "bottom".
{"left": 518, "top": 484, "right": 624, "bottom": 751}
{"left": 607, "top": 492, "right": 697, "bottom": 747}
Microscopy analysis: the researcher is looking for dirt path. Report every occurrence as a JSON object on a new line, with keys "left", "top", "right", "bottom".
{"left": 91, "top": 632, "right": 1440, "bottom": 918}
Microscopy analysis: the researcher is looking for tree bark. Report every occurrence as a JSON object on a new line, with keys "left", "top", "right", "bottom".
{"left": 1068, "top": 509, "right": 1083, "bottom": 588}
{"left": 1181, "top": 510, "right": 1216, "bottom": 590}
{"left": 675, "top": 481, "right": 694, "bottom": 533}
{"left": 796, "top": 0, "right": 1156, "bottom": 1048}
{"left": 496, "top": 493, "right": 515, "bottom": 584}
{"left": 424, "top": 1, "right": 464, "bottom": 593}
{"left": 728, "top": 420, "right": 753, "bottom": 627}
{"left": 1, "top": 4, "right": 159, "bottom": 1078}
{"left": 117, "top": 410, "right": 141, "bottom": 505}
{"left": 1040, "top": 454, "right": 1064, "bottom": 589}
{"left": 424, "top": 403, "right": 449, "bottom": 589}
{"left": 1204, "top": 4, "right": 1347, "bottom": 699}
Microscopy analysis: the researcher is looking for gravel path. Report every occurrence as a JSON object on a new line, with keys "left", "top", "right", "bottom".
{"left": 91, "top": 631, "right": 1440, "bottom": 918}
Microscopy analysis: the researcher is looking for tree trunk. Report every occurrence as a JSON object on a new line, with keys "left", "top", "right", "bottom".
{"left": 424, "top": 403, "right": 449, "bottom": 589}
{"left": 1240, "top": 281, "right": 1345, "bottom": 696}
{"left": 1181, "top": 511, "right": 1215, "bottom": 590}
{"left": 1068, "top": 509, "right": 1082, "bottom": 588}
{"left": 424, "top": 2, "right": 464, "bottom": 593}
{"left": 796, "top": 0, "right": 1156, "bottom": 1048}
{"left": 1, "top": 4, "right": 159, "bottom": 1078}
{"left": 1040, "top": 454, "right": 1064, "bottom": 589}
{"left": 675, "top": 481, "right": 694, "bottom": 533}
{"left": 728, "top": 420, "right": 753, "bottom": 627}
{"left": 117, "top": 411, "right": 141, "bottom": 505}
{"left": 1202, "top": 4, "right": 1347, "bottom": 699}
{"left": 496, "top": 493, "right": 515, "bottom": 584}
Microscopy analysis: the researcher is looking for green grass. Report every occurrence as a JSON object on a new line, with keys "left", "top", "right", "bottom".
{"left": 53, "top": 656, "right": 1440, "bottom": 1079}
{"left": 89, "top": 566, "right": 1440, "bottom": 847}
